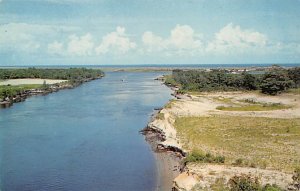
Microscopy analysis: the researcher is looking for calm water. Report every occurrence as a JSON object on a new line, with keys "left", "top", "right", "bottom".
{"left": 0, "top": 72, "right": 172, "bottom": 191}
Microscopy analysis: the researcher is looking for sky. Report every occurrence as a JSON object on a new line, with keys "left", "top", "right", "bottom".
{"left": 0, "top": 0, "right": 300, "bottom": 66}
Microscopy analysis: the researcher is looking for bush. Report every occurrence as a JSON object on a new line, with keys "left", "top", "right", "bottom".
{"left": 233, "top": 158, "right": 244, "bottom": 166}
{"left": 228, "top": 174, "right": 261, "bottom": 191}
{"left": 260, "top": 71, "right": 294, "bottom": 95}
{"left": 288, "top": 67, "right": 300, "bottom": 88}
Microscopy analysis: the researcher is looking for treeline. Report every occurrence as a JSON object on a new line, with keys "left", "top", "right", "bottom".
{"left": 167, "top": 67, "right": 300, "bottom": 95}
{"left": 0, "top": 68, "right": 104, "bottom": 82}
{"left": 0, "top": 68, "right": 104, "bottom": 102}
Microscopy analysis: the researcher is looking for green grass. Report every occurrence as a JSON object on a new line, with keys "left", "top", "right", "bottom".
{"left": 174, "top": 115, "right": 300, "bottom": 172}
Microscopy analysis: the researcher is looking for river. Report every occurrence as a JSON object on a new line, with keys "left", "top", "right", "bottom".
{"left": 0, "top": 72, "right": 172, "bottom": 191}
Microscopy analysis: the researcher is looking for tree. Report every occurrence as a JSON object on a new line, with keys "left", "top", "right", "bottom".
{"left": 242, "top": 73, "right": 257, "bottom": 90}
{"left": 288, "top": 67, "right": 300, "bottom": 88}
{"left": 260, "top": 71, "right": 293, "bottom": 95}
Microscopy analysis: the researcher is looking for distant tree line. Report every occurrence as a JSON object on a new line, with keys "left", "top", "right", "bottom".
{"left": 168, "top": 67, "right": 300, "bottom": 95}
{"left": 0, "top": 68, "right": 104, "bottom": 82}
{"left": 0, "top": 68, "right": 104, "bottom": 100}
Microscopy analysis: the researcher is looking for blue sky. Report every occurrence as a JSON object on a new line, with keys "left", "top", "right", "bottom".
{"left": 0, "top": 0, "right": 300, "bottom": 65}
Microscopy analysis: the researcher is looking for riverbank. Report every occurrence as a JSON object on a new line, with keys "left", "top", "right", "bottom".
{"left": 141, "top": 110, "right": 184, "bottom": 191}
{"left": 146, "top": 77, "right": 300, "bottom": 190}
{"left": 0, "top": 76, "right": 103, "bottom": 108}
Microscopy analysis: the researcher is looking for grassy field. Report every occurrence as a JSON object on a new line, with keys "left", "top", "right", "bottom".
{"left": 174, "top": 115, "right": 300, "bottom": 172}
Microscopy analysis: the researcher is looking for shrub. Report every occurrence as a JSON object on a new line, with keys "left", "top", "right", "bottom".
{"left": 291, "top": 167, "right": 300, "bottom": 191}
{"left": 228, "top": 174, "right": 261, "bottom": 191}
{"left": 260, "top": 71, "right": 294, "bottom": 95}
{"left": 233, "top": 158, "right": 244, "bottom": 166}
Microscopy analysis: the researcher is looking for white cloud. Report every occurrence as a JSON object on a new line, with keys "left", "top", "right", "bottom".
{"left": 47, "top": 41, "right": 64, "bottom": 55}
{"left": 0, "top": 22, "right": 78, "bottom": 53}
{"left": 67, "top": 33, "right": 94, "bottom": 56}
{"left": 169, "top": 25, "right": 202, "bottom": 50}
{"left": 142, "top": 31, "right": 165, "bottom": 52}
{"left": 207, "top": 23, "right": 268, "bottom": 54}
{"left": 95, "top": 26, "right": 136, "bottom": 55}
{"left": 0, "top": 23, "right": 41, "bottom": 52}
{"left": 142, "top": 24, "right": 203, "bottom": 55}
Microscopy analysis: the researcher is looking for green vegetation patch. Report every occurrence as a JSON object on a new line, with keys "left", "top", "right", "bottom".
{"left": 174, "top": 115, "right": 300, "bottom": 171}
{"left": 216, "top": 103, "right": 291, "bottom": 111}
{"left": 184, "top": 149, "right": 225, "bottom": 164}
{"left": 164, "top": 74, "right": 180, "bottom": 87}
{"left": 0, "top": 84, "right": 42, "bottom": 99}
{"left": 0, "top": 67, "right": 104, "bottom": 81}
{"left": 0, "top": 68, "right": 104, "bottom": 100}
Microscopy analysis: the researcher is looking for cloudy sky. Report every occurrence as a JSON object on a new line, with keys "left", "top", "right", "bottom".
{"left": 0, "top": 0, "right": 300, "bottom": 65}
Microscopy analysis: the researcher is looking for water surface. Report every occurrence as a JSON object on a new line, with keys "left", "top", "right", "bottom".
{"left": 0, "top": 72, "right": 172, "bottom": 191}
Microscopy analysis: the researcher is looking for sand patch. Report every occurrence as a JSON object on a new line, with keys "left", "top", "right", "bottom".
{"left": 0, "top": 79, "right": 67, "bottom": 86}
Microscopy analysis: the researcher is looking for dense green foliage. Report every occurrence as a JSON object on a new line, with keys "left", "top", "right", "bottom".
{"left": 0, "top": 68, "right": 104, "bottom": 81}
{"left": 172, "top": 69, "right": 259, "bottom": 92}
{"left": 260, "top": 70, "right": 294, "bottom": 95}
{"left": 288, "top": 67, "right": 300, "bottom": 88}
{"left": 169, "top": 67, "right": 300, "bottom": 95}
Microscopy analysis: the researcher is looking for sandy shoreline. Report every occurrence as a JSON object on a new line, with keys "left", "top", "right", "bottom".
{"left": 141, "top": 110, "right": 183, "bottom": 191}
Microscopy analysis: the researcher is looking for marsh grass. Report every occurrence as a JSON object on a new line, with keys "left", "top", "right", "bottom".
{"left": 175, "top": 115, "right": 300, "bottom": 171}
